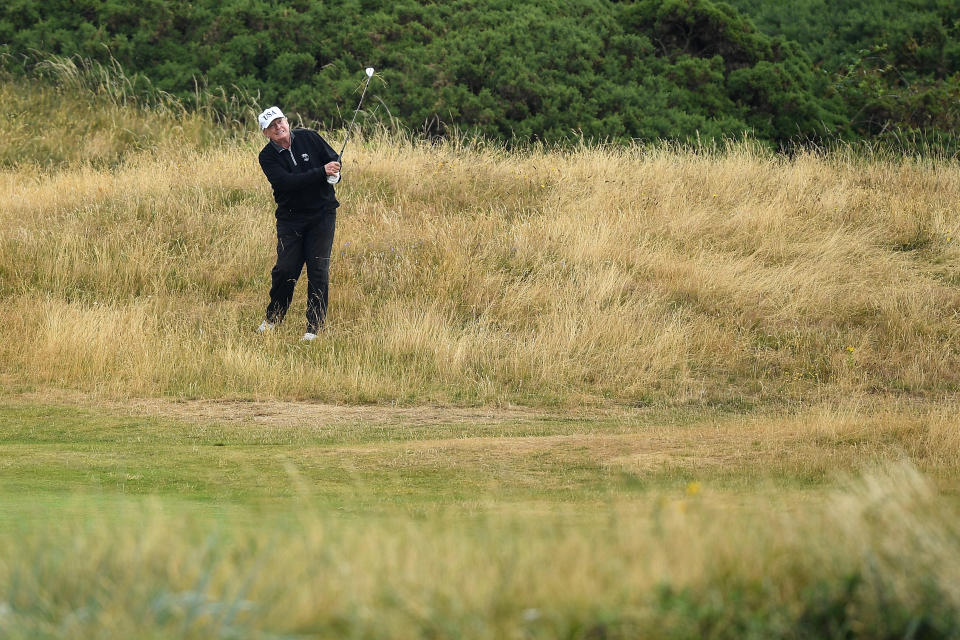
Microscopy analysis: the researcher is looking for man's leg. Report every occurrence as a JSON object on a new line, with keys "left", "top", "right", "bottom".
{"left": 303, "top": 213, "right": 337, "bottom": 333}
{"left": 265, "top": 219, "right": 306, "bottom": 325}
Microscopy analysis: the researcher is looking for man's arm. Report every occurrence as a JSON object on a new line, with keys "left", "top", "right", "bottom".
{"left": 318, "top": 133, "right": 340, "bottom": 164}
{"left": 258, "top": 151, "right": 327, "bottom": 191}
{"left": 306, "top": 131, "right": 342, "bottom": 177}
{"left": 299, "top": 129, "right": 338, "bottom": 162}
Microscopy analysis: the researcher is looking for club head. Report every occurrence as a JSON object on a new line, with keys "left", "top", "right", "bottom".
{"left": 365, "top": 67, "right": 375, "bottom": 78}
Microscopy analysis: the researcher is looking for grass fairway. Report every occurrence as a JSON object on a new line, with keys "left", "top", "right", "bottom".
{"left": 1, "top": 395, "right": 959, "bottom": 638}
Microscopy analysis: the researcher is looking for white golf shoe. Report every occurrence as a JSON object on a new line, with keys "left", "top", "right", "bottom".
{"left": 301, "top": 332, "right": 317, "bottom": 342}
{"left": 257, "top": 320, "right": 275, "bottom": 333}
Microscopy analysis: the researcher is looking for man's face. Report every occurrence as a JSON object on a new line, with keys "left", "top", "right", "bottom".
{"left": 263, "top": 116, "right": 291, "bottom": 146}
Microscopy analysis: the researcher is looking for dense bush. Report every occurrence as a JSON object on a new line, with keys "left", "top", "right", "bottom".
{"left": 1, "top": 0, "right": 957, "bottom": 147}
{"left": 729, "top": 0, "right": 960, "bottom": 138}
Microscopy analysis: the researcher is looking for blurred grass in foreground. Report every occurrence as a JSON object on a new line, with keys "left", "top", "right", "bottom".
{"left": 0, "top": 462, "right": 956, "bottom": 639}
{"left": 1, "top": 399, "right": 959, "bottom": 637}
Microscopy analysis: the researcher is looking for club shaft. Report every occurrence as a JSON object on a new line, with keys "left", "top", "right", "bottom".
{"left": 338, "top": 74, "right": 374, "bottom": 161}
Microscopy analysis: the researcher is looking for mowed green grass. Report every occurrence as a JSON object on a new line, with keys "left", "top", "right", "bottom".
{"left": 4, "top": 397, "right": 954, "bottom": 507}
{"left": 0, "top": 400, "right": 723, "bottom": 507}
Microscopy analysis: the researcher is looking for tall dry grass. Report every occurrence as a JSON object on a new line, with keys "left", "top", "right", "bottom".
{"left": 0, "top": 71, "right": 226, "bottom": 169}
{"left": 2, "top": 72, "right": 960, "bottom": 405}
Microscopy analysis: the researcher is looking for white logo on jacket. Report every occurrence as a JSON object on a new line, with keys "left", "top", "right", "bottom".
{"left": 301, "top": 154, "right": 310, "bottom": 162}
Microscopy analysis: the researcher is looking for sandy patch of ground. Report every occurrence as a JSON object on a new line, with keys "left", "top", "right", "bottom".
{"left": 14, "top": 388, "right": 599, "bottom": 427}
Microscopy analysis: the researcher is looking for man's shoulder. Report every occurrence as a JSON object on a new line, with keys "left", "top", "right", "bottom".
{"left": 293, "top": 128, "right": 329, "bottom": 145}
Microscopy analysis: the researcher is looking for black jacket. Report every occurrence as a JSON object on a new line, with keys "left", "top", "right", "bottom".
{"left": 258, "top": 129, "right": 340, "bottom": 218}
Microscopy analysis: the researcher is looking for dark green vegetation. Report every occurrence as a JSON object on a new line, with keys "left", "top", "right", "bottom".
{"left": 728, "top": 0, "right": 960, "bottom": 141}
{"left": 2, "top": 0, "right": 958, "bottom": 148}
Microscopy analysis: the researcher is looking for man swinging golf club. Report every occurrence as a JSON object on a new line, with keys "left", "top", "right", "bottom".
{"left": 255, "top": 68, "right": 374, "bottom": 341}
{"left": 255, "top": 106, "right": 341, "bottom": 341}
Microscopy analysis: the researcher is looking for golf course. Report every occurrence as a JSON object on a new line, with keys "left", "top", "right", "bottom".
{"left": 2, "top": 62, "right": 960, "bottom": 638}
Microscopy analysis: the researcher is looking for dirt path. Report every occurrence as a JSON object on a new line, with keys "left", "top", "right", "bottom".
{"left": 16, "top": 388, "right": 611, "bottom": 428}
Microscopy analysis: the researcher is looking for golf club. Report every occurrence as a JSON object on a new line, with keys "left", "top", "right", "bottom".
{"left": 327, "top": 67, "right": 375, "bottom": 184}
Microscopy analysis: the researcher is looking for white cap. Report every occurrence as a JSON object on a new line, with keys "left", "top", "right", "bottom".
{"left": 257, "top": 106, "right": 285, "bottom": 130}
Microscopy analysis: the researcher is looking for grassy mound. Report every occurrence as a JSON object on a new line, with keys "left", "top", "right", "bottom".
{"left": 3, "top": 70, "right": 960, "bottom": 406}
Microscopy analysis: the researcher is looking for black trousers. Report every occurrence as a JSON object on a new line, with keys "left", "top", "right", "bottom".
{"left": 265, "top": 213, "right": 336, "bottom": 333}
